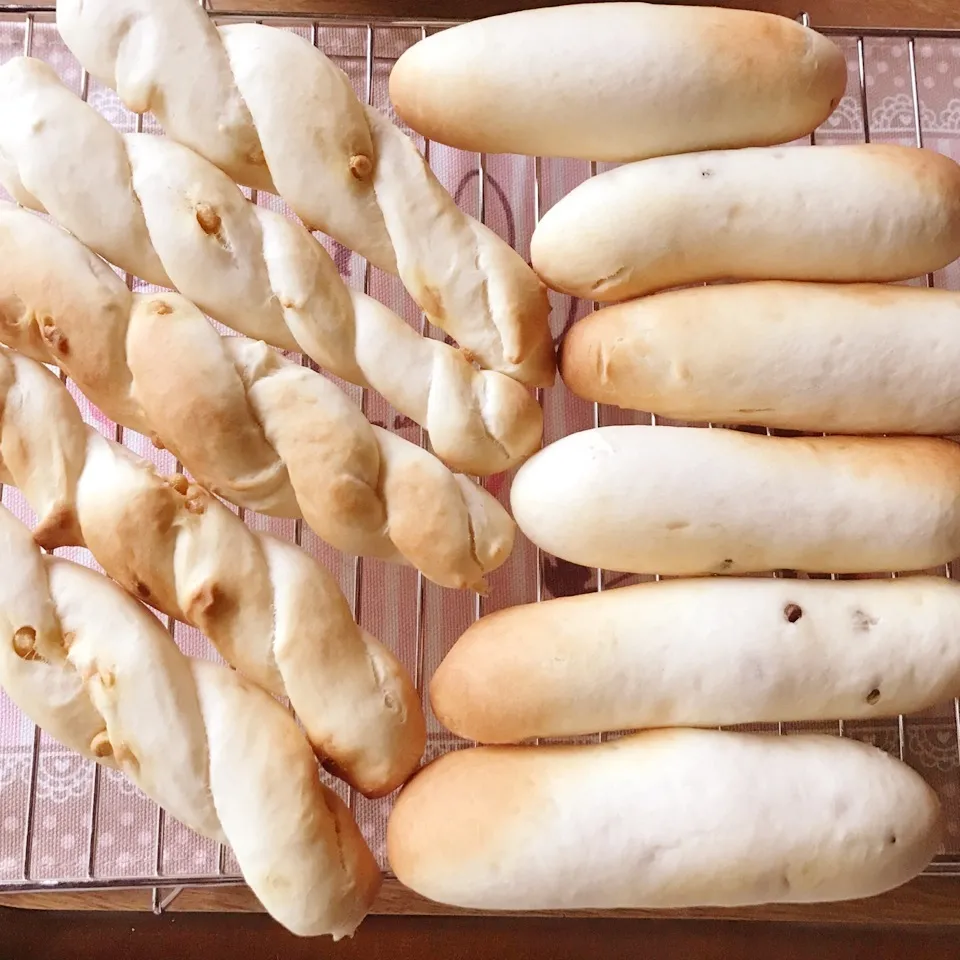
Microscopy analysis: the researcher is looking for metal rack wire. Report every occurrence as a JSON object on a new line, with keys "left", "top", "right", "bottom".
{"left": 2, "top": 6, "right": 960, "bottom": 915}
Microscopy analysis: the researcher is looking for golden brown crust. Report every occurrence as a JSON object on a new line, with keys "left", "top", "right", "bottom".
{"left": 388, "top": 744, "right": 547, "bottom": 883}
{"left": 0, "top": 56, "right": 547, "bottom": 472}
{"left": 430, "top": 576, "right": 960, "bottom": 743}
{"left": 387, "top": 732, "right": 942, "bottom": 911}
{"left": 390, "top": 4, "right": 846, "bottom": 161}
{"left": 0, "top": 345, "right": 425, "bottom": 798}
{"left": 45, "top": 11, "right": 555, "bottom": 387}
{"left": 128, "top": 297, "right": 297, "bottom": 515}
{"left": 532, "top": 145, "right": 960, "bottom": 301}
{"left": 0, "top": 506, "right": 381, "bottom": 937}
{"left": 560, "top": 282, "right": 960, "bottom": 435}
{"left": 0, "top": 202, "right": 515, "bottom": 590}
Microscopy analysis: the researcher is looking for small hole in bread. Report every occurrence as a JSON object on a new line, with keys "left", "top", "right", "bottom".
{"left": 784, "top": 603, "right": 802, "bottom": 623}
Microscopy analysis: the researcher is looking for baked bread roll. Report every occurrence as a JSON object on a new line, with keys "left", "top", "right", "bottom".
{"left": 511, "top": 426, "right": 960, "bottom": 575}
{"left": 531, "top": 144, "right": 960, "bottom": 301}
{"left": 0, "top": 58, "right": 543, "bottom": 476}
{"left": 432, "top": 576, "right": 960, "bottom": 743}
{"left": 0, "top": 202, "right": 515, "bottom": 592}
{"left": 55, "top": 0, "right": 555, "bottom": 386}
{"left": 0, "top": 503, "right": 380, "bottom": 937}
{"left": 0, "top": 345, "right": 425, "bottom": 798}
{"left": 389, "top": 4, "right": 845, "bottom": 161}
{"left": 388, "top": 731, "right": 941, "bottom": 909}
{"left": 561, "top": 282, "right": 960, "bottom": 434}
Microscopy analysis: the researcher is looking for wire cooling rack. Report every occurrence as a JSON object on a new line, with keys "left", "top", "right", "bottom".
{"left": 2, "top": 5, "right": 960, "bottom": 917}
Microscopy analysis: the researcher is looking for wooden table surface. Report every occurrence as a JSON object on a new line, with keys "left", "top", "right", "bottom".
{"left": 4, "top": 0, "right": 960, "bottom": 952}
{"left": 199, "top": 0, "right": 960, "bottom": 29}
{"left": 6, "top": 911, "right": 960, "bottom": 960}
{"left": 15, "top": 0, "right": 960, "bottom": 28}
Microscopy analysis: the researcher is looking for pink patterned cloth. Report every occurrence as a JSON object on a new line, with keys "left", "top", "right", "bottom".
{"left": 1, "top": 16, "right": 960, "bottom": 888}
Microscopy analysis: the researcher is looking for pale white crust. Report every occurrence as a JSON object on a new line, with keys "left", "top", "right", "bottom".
{"left": 432, "top": 576, "right": 960, "bottom": 743}
{"left": 54, "top": 1, "right": 555, "bottom": 385}
{"left": 389, "top": 3, "right": 846, "bottom": 161}
{"left": 510, "top": 426, "right": 960, "bottom": 576}
{"left": 531, "top": 144, "right": 960, "bottom": 300}
{"left": 561, "top": 282, "right": 960, "bottom": 434}
{"left": 0, "top": 58, "right": 543, "bottom": 474}
{"left": 0, "top": 504, "right": 380, "bottom": 938}
{"left": 388, "top": 731, "right": 941, "bottom": 910}
{"left": 0, "top": 202, "right": 515, "bottom": 592}
{"left": 0, "top": 346, "right": 425, "bottom": 799}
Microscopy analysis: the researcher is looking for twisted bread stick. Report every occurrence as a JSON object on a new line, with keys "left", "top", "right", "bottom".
{"left": 0, "top": 58, "right": 543, "bottom": 475}
{"left": 0, "top": 503, "right": 380, "bottom": 937}
{"left": 0, "top": 345, "right": 425, "bottom": 797}
{"left": 0, "top": 203, "right": 515, "bottom": 590}
{"left": 55, "top": 0, "right": 556, "bottom": 386}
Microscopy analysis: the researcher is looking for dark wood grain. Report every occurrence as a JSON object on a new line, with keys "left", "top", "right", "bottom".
{"left": 5, "top": 909, "right": 960, "bottom": 960}
{"left": 12, "top": 0, "right": 960, "bottom": 27}
{"left": 4, "top": 875, "right": 960, "bottom": 925}
{"left": 206, "top": 0, "right": 960, "bottom": 29}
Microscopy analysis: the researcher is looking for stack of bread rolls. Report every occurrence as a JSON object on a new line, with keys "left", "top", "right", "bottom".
{"left": 0, "top": 0, "right": 953, "bottom": 931}
{"left": 0, "top": 199, "right": 516, "bottom": 592}
{"left": 387, "top": 3, "right": 953, "bottom": 913}
{"left": 0, "top": 0, "right": 569, "bottom": 936}
{"left": 0, "top": 342, "right": 420, "bottom": 935}
{"left": 0, "top": 57, "right": 545, "bottom": 479}
{"left": 0, "top": 501, "right": 381, "bottom": 938}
